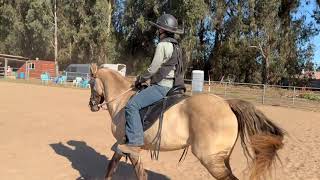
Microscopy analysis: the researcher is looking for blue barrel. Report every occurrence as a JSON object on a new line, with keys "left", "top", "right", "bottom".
{"left": 15, "top": 72, "right": 19, "bottom": 79}
{"left": 192, "top": 70, "right": 204, "bottom": 92}
{"left": 19, "top": 72, "right": 25, "bottom": 79}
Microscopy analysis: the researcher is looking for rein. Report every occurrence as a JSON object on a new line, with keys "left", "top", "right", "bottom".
{"left": 98, "top": 87, "right": 133, "bottom": 110}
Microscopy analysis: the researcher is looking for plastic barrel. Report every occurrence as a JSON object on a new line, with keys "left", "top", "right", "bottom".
{"left": 19, "top": 72, "right": 25, "bottom": 79}
{"left": 192, "top": 70, "right": 204, "bottom": 92}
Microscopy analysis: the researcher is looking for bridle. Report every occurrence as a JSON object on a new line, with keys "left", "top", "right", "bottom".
{"left": 97, "top": 87, "right": 133, "bottom": 109}
{"left": 89, "top": 78, "right": 133, "bottom": 110}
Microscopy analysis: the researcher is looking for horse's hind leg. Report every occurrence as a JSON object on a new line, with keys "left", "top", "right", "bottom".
{"left": 105, "top": 152, "right": 123, "bottom": 180}
{"left": 190, "top": 131, "right": 238, "bottom": 180}
{"left": 192, "top": 147, "right": 238, "bottom": 180}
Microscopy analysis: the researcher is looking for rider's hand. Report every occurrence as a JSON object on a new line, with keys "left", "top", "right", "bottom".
{"left": 134, "top": 76, "right": 143, "bottom": 89}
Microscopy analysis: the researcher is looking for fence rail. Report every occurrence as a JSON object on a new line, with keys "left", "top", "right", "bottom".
{"left": 0, "top": 66, "right": 20, "bottom": 78}
{"left": 183, "top": 79, "right": 320, "bottom": 112}
{"left": 0, "top": 67, "right": 4, "bottom": 76}
{"left": 0, "top": 75, "right": 319, "bottom": 111}
{"left": 62, "top": 71, "right": 90, "bottom": 81}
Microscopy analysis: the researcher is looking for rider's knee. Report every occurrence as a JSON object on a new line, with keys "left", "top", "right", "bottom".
{"left": 125, "top": 100, "right": 140, "bottom": 111}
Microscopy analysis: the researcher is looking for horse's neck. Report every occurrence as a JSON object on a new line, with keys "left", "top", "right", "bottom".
{"left": 107, "top": 91, "right": 135, "bottom": 118}
{"left": 100, "top": 71, "right": 134, "bottom": 123}
{"left": 102, "top": 76, "right": 135, "bottom": 141}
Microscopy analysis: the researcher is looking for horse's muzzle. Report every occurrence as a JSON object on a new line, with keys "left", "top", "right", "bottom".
{"left": 90, "top": 105, "right": 100, "bottom": 112}
{"left": 89, "top": 101, "right": 100, "bottom": 112}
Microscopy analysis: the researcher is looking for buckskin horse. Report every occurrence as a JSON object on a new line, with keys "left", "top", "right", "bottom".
{"left": 88, "top": 64, "right": 285, "bottom": 180}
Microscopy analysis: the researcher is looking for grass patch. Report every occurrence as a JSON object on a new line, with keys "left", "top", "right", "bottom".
{"left": 299, "top": 93, "right": 320, "bottom": 101}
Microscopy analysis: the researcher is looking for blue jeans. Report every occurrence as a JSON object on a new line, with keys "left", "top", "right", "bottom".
{"left": 125, "top": 84, "right": 170, "bottom": 146}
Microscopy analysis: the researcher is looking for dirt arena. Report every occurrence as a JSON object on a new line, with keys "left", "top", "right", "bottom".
{"left": 0, "top": 81, "right": 319, "bottom": 180}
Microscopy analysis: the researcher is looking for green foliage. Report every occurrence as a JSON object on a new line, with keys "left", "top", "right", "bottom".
{"left": 0, "top": 0, "right": 319, "bottom": 83}
{"left": 299, "top": 93, "right": 320, "bottom": 101}
{"left": 208, "top": 0, "right": 318, "bottom": 85}
{"left": 0, "top": 0, "right": 54, "bottom": 58}
{"left": 56, "top": 0, "right": 116, "bottom": 66}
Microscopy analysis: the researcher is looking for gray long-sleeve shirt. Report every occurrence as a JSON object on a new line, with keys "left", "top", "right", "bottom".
{"left": 147, "top": 42, "right": 175, "bottom": 88}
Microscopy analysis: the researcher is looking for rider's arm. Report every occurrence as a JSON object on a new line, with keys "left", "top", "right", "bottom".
{"left": 147, "top": 43, "right": 165, "bottom": 75}
{"left": 137, "top": 43, "right": 169, "bottom": 83}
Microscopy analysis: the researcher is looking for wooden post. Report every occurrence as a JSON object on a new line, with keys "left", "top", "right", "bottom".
{"left": 262, "top": 84, "right": 266, "bottom": 104}
{"left": 224, "top": 82, "right": 227, "bottom": 97}
{"left": 4, "top": 58, "right": 8, "bottom": 78}
{"left": 208, "top": 71, "right": 211, "bottom": 92}
{"left": 25, "top": 61, "right": 28, "bottom": 80}
{"left": 292, "top": 86, "right": 296, "bottom": 105}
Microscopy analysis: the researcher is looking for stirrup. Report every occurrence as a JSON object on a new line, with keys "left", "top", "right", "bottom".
{"left": 116, "top": 147, "right": 141, "bottom": 159}
{"left": 111, "top": 143, "right": 125, "bottom": 155}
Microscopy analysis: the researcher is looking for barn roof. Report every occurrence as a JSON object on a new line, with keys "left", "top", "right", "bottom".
{"left": 28, "top": 59, "right": 55, "bottom": 62}
{"left": 0, "top": 54, "right": 29, "bottom": 61}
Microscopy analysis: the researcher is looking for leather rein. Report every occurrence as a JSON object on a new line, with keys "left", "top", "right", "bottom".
{"left": 98, "top": 87, "right": 133, "bottom": 110}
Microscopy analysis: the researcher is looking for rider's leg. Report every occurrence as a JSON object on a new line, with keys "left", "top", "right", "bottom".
{"left": 117, "top": 84, "right": 170, "bottom": 155}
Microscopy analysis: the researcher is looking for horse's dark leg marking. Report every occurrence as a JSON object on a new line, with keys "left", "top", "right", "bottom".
{"left": 105, "top": 152, "right": 123, "bottom": 180}
{"left": 129, "top": 155, "right": 147, "bottom": 180}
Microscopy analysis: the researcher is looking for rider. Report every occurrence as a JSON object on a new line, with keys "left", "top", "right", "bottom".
{"left": 117, "top": 14, "right": 185, "bottom": 156}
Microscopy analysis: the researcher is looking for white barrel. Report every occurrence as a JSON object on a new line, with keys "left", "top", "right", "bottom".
{"left": 192, "top": 70, "right": 204, "bottom": 92}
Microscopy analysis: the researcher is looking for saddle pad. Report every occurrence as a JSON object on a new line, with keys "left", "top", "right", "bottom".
{"left": 139, "top": 94, "right": 189, "bottom": 131}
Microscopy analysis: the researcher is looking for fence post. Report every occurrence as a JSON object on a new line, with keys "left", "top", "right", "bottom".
{"left": 292, "top": 86, "right": 296, "bottom": 105}
{"left": 208, "top": 73, "right": 211, "bottom": 93}
{"left": 4, "top": 58, "right": 8, "bottom": 78}
{"left": 25, "top": 61, "right": 28, "bottom": 80}
{"left": 262, "top": 84, "right": 266, "bottom": 104}
{"left": 224, "top": 82, "right": 227, "bottom": 97}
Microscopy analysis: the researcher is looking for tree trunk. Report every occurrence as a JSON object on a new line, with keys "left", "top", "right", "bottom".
{"left": 54, "top": 0, "right": 59, "bottom": 75}
{"left": 262, "top": 45, "right": 270, "bottom": 85}
{"left": 105, "top": 0, "right": 113, "bottom": 64}
{"left": 262, "top": 56, "right": 269, "bottom": 85}
{"left": 210, "top": 30, "right": 222, "bottom": 80}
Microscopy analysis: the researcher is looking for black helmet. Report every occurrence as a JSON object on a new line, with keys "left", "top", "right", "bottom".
{"left": 149, "top": 14, "right": 184, "bottom": 34}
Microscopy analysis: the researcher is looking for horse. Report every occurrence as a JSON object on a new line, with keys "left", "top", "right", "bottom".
{"left": 88, "top": 64, "right": 285, "bottom": 180}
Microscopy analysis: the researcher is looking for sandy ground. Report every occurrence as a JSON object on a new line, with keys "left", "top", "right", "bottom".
{"left": 0, "top": 81, "right": 319, "bottom": 180}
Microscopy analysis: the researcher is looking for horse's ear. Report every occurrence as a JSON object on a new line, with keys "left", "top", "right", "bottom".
{"left": 90, "top": 63, "right": 98, "bottom": 77}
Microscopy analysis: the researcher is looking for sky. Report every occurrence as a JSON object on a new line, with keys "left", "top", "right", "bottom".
{"left": 298, "top": 1, "right": 320, "bottom": 66}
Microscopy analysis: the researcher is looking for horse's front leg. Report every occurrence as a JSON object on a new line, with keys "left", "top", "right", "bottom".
{"left": 105, "top": 152, "right": 123, "bottom": 180}
{"left": 129, "top": 155, "right": 147, "bottom": 180}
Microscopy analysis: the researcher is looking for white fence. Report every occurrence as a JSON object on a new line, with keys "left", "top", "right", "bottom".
{"left": 0, "top": 74, "right": 319, "bottom": 111}
{"left": 184, "top": 79, "right": 320, "bottom": 112}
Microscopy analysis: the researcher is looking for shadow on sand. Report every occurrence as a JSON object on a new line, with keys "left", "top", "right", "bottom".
{"left": 50, "top": 140, "right": 170, "bottom": 180}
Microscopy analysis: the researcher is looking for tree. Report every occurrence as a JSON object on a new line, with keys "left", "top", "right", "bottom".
{"left": 0, "top": 0, "right": 54, "bottom": 59}
{"left": 115, "top": 0, "right": 209, "bottom": 74}
{"left": 55, "top": 0, "right": 118, "bottom": 67}
{"left": 0, "top": 1, "right": 23, "bottom": 55}
{"left": 1, "top": 0, "right": 318, "bottom": 83}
